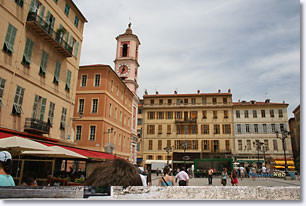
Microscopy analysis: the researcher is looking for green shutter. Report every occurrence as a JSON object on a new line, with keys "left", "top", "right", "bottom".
{"left": 74, "top": 16, "right": 79, "bottom": 27}
{"left": 74, "top": 41, "right": 79, "bottom": 57}
{"left": 4, "top": 24, "right": 17, "bottom": 53}
{"left": 39, "top": 5, "right": 45, "bottom": 25}
{"left": 54, "top": 61, "right": 61, "bottom": 84}
{"left": 65, "top": 70, "right": 71, "bottom": 90}
{"left": 65, "top": 31, "right": 69, "bottom": 43}
{"left": 32, "top": 94, "right": 39, "bottom": 119}
{"left": 39, "top": 97, "right": 47, "bottom": 121}
{"left": 45, "top": 11, "right": 50, "bottom": 24}
{"left": 39, "top": 50, "right": 48, "bottom": 75}
{"left": 23, "top": 38, "right": 34, "bottom": 64}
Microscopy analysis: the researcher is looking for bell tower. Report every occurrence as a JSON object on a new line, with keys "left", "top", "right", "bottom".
{"left": 114, "top": 23, "right": 141, "bottom": 95}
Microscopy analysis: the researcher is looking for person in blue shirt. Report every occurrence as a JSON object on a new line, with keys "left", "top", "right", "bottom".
{"left": 220, "top": 167, "right": 229, "bottom": 186}
{"left": 0, "top": 151, "right": 15, "bottom": 186}
{"left": 158, "top": 166, "right": 175, "bottom": 186}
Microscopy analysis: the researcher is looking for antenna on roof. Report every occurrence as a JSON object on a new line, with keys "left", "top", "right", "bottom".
{"left": 128, "top": 17, "right": 132, "bottom": 28}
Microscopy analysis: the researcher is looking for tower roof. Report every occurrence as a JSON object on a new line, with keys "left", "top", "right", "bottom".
{"left": 116, "top": 23, "right": 141, "bottom": 45}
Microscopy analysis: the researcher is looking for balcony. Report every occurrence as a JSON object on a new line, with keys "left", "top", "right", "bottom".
{"left": 143, "top": 102, "right": 232, "bottom": 108}
{"left": 175, "top": 118, "right": 197, "bottom": 124}
{"left": 26, "top": 12, "right": 73, "bottom": 57}
{"left": 24, "top": 118, "right": 50, "bottom": 135}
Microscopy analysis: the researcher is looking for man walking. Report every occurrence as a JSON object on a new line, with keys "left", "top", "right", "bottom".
{"left": 175, "top": 166, "right": 189, "bottom": 186}
{"left": 208, "top": 168, "right": 214, "bottom": 185}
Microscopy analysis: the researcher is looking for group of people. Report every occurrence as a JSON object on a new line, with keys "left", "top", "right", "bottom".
{"left": 158, "top": 166, "right": 190, "bottom": 186}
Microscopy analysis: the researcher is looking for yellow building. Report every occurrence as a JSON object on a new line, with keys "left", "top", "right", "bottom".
{"left": 142, "top": 90, "right": 234, "bottom": 170}
{"left": 0, "top": 0, "right": 86, "bottom": 140}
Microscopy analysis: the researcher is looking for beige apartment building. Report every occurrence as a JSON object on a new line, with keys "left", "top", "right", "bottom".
{"left": 136, "top": 99, "right": 144, "bottom": 166}
{"left": 0, "top": 0, "right": 86, "bottom": 140}
{"left": 233, "top": 99, "right": 293, "bottom": 168}
{"left": 72, "top": 64, "right": 134, "bottom": 160}
{"left": 142, "top": 90, "right": 234, "bottom": 170}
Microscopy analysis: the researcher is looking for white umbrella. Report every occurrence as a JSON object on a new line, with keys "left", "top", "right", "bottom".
{"left": 0, "top": 136, "right": 52, "bottom": 155}
{"left": 21, "top": 146, "right": 88, "bottom": 159}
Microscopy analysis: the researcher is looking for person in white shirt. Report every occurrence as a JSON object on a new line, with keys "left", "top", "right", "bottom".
{"left": 262, "top": 166, "right": 267, "bottom": 178}
{"left": 239, "top": 166, "right": 245, "bottom": 180}
{"left": 175, "top": 166, "right": 189, "bottom": 186}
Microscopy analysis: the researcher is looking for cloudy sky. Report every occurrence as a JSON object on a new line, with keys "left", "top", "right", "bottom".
{"left": 73, "top": 0, "right": 300, "bottom": 117}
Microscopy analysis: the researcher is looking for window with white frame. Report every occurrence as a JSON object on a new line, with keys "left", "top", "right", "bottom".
{"left": 94, "top": 74, "right": 100, "bottom": 86}
{"left": 76, "top": 125, "right": 82, "bottom": 140}
{"left": 89, "top": 125, "right": 96, "bottom": 141}
{"left": 263, "top": 124, "right": 267, "bottom": 133}
{"left": 237, "top": 124, "right": 241, "bottom": 134}
{"left": 81, "top": 75, "right": 87, "bottom": 87}
{"left": 253, "top": 110, "right": 257, "bottom": 118}
{"left": 254, "top": 124, "right": 259, "bottom": 133}
{"left": 78, "top": 99, "right": 84, "bottom": 114}
{"left": 245, "top": 124, "right": 250, "bottom": 133}
{"left": 92, "top": 99, "right": 98, "bottom": 113}
{"left": 244, "top": 110, "right": 249, "bottom": 118}
{"left": 278, "top": 109, "right": 283, "bottom": 118}
{"left": 271, "top": 124, "right": 276, "bottom": 133}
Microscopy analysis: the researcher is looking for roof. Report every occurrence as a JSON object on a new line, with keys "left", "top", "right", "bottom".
{"left": 116, "top": 25, "right": 141, "bottom": 45}
{"left": 293, "top": 104, "right": 300, "bottom": 113}
{"left": 233, "top": 101, "right": 288, "bottom": 106}
{"left": 70, "top": 0, "right": 88, "bottom": 22}
{"left": 143, "top": 92, "right": 232, "bottom": 98}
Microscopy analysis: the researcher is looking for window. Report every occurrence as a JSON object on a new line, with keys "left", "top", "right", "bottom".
{"left": 167, "top": 125, "right": 171, "bottom": 134}
{"left": 137, "top": 118, "right": 142, "bottom": 125}
{"left": 76, "top": 126, "right": 82, "bottom": 141}
{"left": 202, "top": 124, "right": 209, "bottom": 134}
{"left": 31, "top": 95, "right": 46, "bottom": 121}
{"left": 244, "top": 110, "right": 249, "bottom": 118}
{"left": 237, "top": 124, "right": 241, "bottom": 134}
{"left": 0, "top": 78, "right": 6, "bottom": 107}
{"left": 80, "top": 75, "right": 87, "bottom": 87}
{"left": 213, "top": 111, "right": 217, "bottom": 119}
{"left": 113, "top": 132, "right": 116, "bottom": 145}
{"left": 168, "top": 99, "right": 172, "bottom": 104}
{"left": 254, "top": 124, "right": 259, "bottom": 133}
{"left": 213, "top": 98, "right": 217, "bottom": 104}
{"left": 176, "top": 111, "right": 182, "bottom": 119}
{"left": 191, "top": 111, "right": 197, "bottom": 119}
{"left": 158, "top": 125, "right": 162, "bottom": 134}
{"left": 192, "top": 125, "right": 197, "bottom": 134}
{"left": 92, "top": 99, "right": 98, "bottom": 113}
{"left": 148, "top": 155, "right": 153, "bottom": 160}
{"left": 225, "top": 140, "right": 230, "bottom": 151}
{"left": 280, "top": 123, "right": 285, "bottom": 132}
{"left": 64, "top": 3, "right": 70, "bottom": 16}
{"left": 159, "top": 99, "right": 163, "bottom": 105}
{"left": 109, "top": 103, "right": 112, "bottom": 117}
{"left": 176, "top": 99, "right": 182, "bottom": 105}
{"left": 53, "top": 61, "right": 61, "bottom": 85}
{"left": 148, "top": 140, "right": 153, "bottom": 150}
{"left": 184, "top": 99, "right": 188, "bottom": 105}
{"left": 273, "top": 140, "right": 278, "bottom": 151}
{"left": 77, "top": 99, "right": 84, "bottom": 114}
{"left": 60, "top": 107, "right": 67, "bottom": 130}
{"left": 261, "top": 110, "right": 266, "bottom": 118}
{"left": 118, "top": 134, "right": 121, "bottom": 146}
{"left": 278, "top": 109, "right": 283, "bottom": 118}
{"left": 247, "top": 140, "right": 251, "bottom": 150}
{"left": 223, "top": 98, "right": 227, "bottom": 104}
{"left": 203, "top": 140, "right": 209, "bottom": 150}
{"left": 110, "top": 80, "right": 113, "bottom": 92}
{"left": 191, "top": 98, "right": 196, "bottom": 105}
{"left": 238, "top": 140, "right": 242, "bottom": 151}
{"left": 122, "top": 44, "right": 128, "bottom": 57}
{"left": 166, "top": 112, "right": 173, "bottom": 119}
{"left": 192, "top": 140, "right": 198, "bottom": 150}
{"left": 213, "top": 140, "right": 219, "bottom": 152}
{"left": 246, "top": 124, "right": 250, "bottom": 133}
{"left": 39, "top": 51, "right": 48, "bottom": 76}
{"left": 12, "top": 86, "right": 24, "bottom": 115}
{"left": 263, "top": 124, "right": 267, "bottom": 133}
{"left": 3, "top": 23, "right": 17, "bottom": 55}
{"left": 150, "top": 99, "right": 154, "bottom": 105}
{"left": 224, "top": 110, "right": 228, "bottom": 118}
{"left": 115, "top": 107, "right": 117, "bottom": 120}
{"left": 270, "top": 109, "right": 274, "bottom": 118}
{"left": 202, "top": 111, "right": 207, "bottom": 119}
{"left": 157, "top": 156, "right": 162, "bottom": 160}
{"left": 214, "top": 124, "right": 220, "bottom": 134}
{"left": 94, "top": 74, "right": 100, "bottom": 86}
{"left": 47, "top": 102, "right": 55, "bottom": 125}
{"left": 74, "top": 15, "right": 79, "bottom": 27}
{"left": 147, "top": 125, "right": 155, "bottom": 134}
{"left": 158, "top": 112, "right": 163, "bottom": 119}
{"left": 22, "top": 38, "right": 34, "bottom": 67}
{"left": 264, "top": 140, "right": 269, "bottom": 151}
{"left": 253, "top": 110, "right": 257, "bottom": 118}
{"left": 116, "top": 86, "right": 119, "bottom": 96}
{"left": 236, "top": 110, "right": 240, "bottom": 118}
{"left": 89, "top": 126, "right": 96, "bottom": 141}
{"left": 119, "top": 111, "right": 122, "bottom": 122}
{"left": 65, "top": 70, "right": 72, "bottom": 91}
{"left": 184, "top": 125, "right": 189, "bottom": 134}
{"left": 15, "top": 0, "right": 24, "bottom": 7}
{"left": 223, "top": 124, "right": 231, "bottom": 134}
{"left": 167, "top": 140, "right": 171, "bottom": 148}
{"left": 177, "top": 125, "right": 182, "bottom": 134}
{"left": 148, "top": 112, "right": 155, "bottom": 119}
{"left": 138, "top": 108, "right": 142, "bottom": 114}
{"left": 202, "top": 98, "right": 206, "bottom": 104}
{"left": 271, "top": 124, "right": 276, "bottom": 133}
{"left": 158, "top": 140, "right": 162, "bottom": 150}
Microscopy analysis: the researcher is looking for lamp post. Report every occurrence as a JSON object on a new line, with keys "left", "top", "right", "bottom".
{"left": 163, "top": 145, "right": 174, "bottom": 167}
{"left": 104, "top": 127, "right": 114, "bottom": 154}
{"left": 253, "top": 140, "right": 264, "bottom": 170}
{"left": 181, "top": 141, "right": 188, "bottom": 169}
{"left": 275, "top": 130, "right": 290, "bottom": 177}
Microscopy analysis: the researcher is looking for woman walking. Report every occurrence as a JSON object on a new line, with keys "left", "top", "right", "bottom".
{"left": 220, "top": 168, "right": 228, "bottom": 186}
{"left": 158, "top": 166, "right": 175, "bottom": 186}
{"left": 231, "top": 168, "right": 238, "bottom": 186}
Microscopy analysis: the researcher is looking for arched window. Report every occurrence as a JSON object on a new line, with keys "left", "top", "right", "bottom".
{"left": 122, "top": 44, "right": 128, "bottom": 57}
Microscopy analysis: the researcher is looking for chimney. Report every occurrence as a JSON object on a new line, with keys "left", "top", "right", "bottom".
{"left": 218, "top": 89, "right": 221, "bottom": 93}
{"left": 156, "top": 91, "right": 159, "bottom": 95}
{"left": 265, "top": 99, "right": 270, "bottom": 103}
{"left": 283, "top": 101, "right": 285, "bottom": 104}
{"left": 228, "top": 89, "right": 231, "bottom": 93}
{"left": 238, "top": 99, "right": 240, "bottom": 103}
{"left": 174, "top": 90, "right": 177, "bottom": 94}
{"left": 241, "top": 100, "right": 246, "bottom": 104}
{"left": 250, "top": 100, "right": 256, "bottom": 104}
{"left": 197, "top": 90, "right": 200, "bottom": 94}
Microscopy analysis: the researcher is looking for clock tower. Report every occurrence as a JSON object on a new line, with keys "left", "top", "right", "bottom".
{"left": 114, "top": 23, "right": 140, "bottom": 95}
{"left": 114, "top": 23, "right": 140, "bottom": 164}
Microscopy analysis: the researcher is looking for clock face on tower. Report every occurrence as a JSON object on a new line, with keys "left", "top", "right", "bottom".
{"left": 118, "top": 64, "right": 130, "bottom": 76}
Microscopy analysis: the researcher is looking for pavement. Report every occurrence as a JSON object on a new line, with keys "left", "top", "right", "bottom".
{"left": 150, "top": 173, "right": 300, "bottom": 187}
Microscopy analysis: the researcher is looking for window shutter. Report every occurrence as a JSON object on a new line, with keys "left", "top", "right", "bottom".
{"left": 222, "top": 124, "right": 225, "bottom": 134}
{"left": 39, "top": 97, "right": 47, "bottom": 121}
{"left": 74, "top": 41, "right": 79, "bottom": 57}
{"left": 54, "top": 61, "right": 61, "bottom": 83}
{"left": 65, "top": 70, "right": 71, "bottom": 90}
{"left": 45, "top": 11, "right": 51, "bottom": 25}
{"left": 40, "top": 51, "right": 48, "bottom": 75}
{"left": 31, "top": 94, "right": 39, "bottom": 119}
{"left": 39, "top": 5, "right": 45, "bottom": 25}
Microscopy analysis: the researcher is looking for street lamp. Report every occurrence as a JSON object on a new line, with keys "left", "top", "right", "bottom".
{"left": 104, "top": 127, "right": 114, "bottom": 154}
{"left": 180, "top": 141, "right": 188, "bottom": 169}
{"left": 253, "top": 140, "right": 264, "bottom": 170}
{"left": 275, "top": 130, "right": 290, "bottom": 177}
{"left": 163, "top": 145, "right": 174, "bottom": 167}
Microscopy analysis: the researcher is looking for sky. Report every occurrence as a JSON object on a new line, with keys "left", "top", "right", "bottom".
{"left": 73, "top": 0, "right": 300, "bottom": 118}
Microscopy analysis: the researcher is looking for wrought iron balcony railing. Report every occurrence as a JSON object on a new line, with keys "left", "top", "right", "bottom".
{"left": 24, "top": 118, "right": 50, "bottom": 134}
{"left": 175, "top": 118, "right": 197, "bottom": 123}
